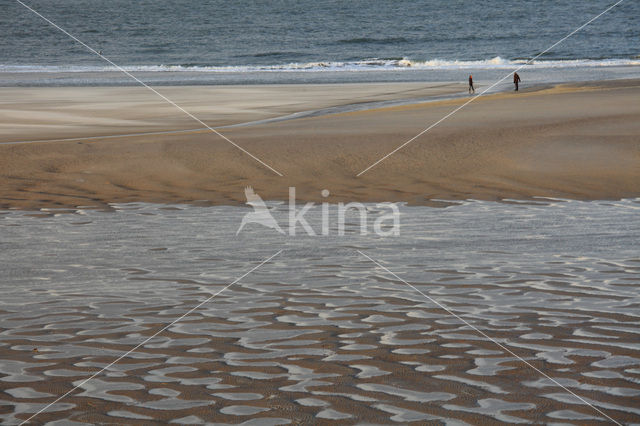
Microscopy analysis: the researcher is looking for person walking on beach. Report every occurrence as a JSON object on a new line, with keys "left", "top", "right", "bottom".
{"left": 513, "top": 72, "right": 521, "bottom": 91}
{"left": 468, "top": 75, "right": 475, "bottom": 94}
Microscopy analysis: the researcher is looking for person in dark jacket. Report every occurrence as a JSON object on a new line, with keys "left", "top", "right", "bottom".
{"left": 514, "top": 72, "right": 521, "bottom": 91}
{"left": 468, "top": 75, "right": 475, "bottom": 94}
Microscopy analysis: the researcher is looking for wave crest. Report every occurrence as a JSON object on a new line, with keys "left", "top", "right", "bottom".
{"left": 1, "top": 57, "right": 638, "bottom": 73}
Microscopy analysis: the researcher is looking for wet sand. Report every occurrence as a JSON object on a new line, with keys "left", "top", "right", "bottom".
{"left": 0, "top": 79, "right": 639, "bottom": 210}
{"left": 1, "top": 201, "right": 639, "bottom": 424}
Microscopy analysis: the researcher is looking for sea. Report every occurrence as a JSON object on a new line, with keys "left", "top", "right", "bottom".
{"left": 2, "top": 0, "right": 639, "bottom": 86}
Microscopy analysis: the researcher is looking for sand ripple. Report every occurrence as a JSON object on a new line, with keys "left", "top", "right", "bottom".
{"left": 0, "top": 200, "right": 639, "bottom": 423}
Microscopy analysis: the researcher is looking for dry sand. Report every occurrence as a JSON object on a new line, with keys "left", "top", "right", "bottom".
{"left": 0, "top": 79, "right": 639, "bottom": 210}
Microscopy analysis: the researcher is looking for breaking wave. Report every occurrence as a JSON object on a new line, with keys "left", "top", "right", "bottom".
{"left": 1, "top": 57, "right": 639, "bottom": 73}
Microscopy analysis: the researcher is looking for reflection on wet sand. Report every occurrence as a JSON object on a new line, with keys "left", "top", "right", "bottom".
{"left": 1, "top": 200, "right": 639, "bottom": 424}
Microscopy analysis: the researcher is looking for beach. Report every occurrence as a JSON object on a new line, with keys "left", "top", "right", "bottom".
{"left": 4, "top": 0, "right": 640, "bottom": 423}
{"left": 1, "top": 200, "right": 640, "bottom": 424}
{"left": 1, "top": 79, "right": 639, "bottom": 211}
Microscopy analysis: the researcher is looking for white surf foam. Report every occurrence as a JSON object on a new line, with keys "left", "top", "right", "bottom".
{"left": 1, "top": 57, "right": 639, "bottom": 74}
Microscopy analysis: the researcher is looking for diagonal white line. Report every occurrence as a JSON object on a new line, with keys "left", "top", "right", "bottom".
{"left": 356, "top": 250, "right": 622, "bottom": 425}
{"left": 15, "top": 0, "right": 284, "bottom": 177}
{"left": 357, "top": 0, "right": 626, "bottom": 176}
{"left": 18, "top": 249, "right": 283, "bottom": 426}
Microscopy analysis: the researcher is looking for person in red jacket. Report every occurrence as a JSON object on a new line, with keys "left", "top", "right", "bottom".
{"left": 514, "top": 72, "right": 521, "bottom": 91}
{"left": 468, "top": 75, "right": 475, "bottom": 94}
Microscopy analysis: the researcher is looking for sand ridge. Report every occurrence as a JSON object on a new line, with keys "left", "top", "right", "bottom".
{"left": 0, "top": 79, "right": 639, "bottom": 210}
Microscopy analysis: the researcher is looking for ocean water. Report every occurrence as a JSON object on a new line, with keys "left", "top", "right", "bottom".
{"left": 2, "top": 0, "right": 639, "bottom": 85}
{"left": 1, "top": 200, "right": 639, "bottom": 423}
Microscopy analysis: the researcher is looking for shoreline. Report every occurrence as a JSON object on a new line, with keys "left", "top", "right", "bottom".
{"left": 1, "top": 78, "right": 639, "bottom": 211}
{"left": 2, "top": 62, "right": 639, "bottom": 87}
